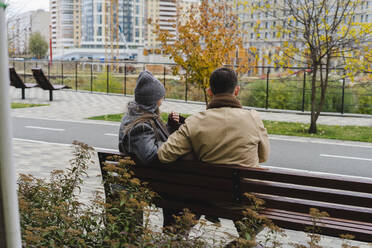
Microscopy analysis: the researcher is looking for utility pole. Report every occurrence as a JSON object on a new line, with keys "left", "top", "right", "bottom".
{"left": 0, "top": 1, "right": 22, "bottom": 247}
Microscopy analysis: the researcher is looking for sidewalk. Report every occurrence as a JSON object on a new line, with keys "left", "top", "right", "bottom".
{"left": 10, "top": 88, "right": 372, "bottom": 247}
{"left": 10, "top": 88, "right": 372, "bottom": 127}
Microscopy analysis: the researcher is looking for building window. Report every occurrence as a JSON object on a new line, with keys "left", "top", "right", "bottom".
{"left": 250, "top": 33, "right": 254, "bottom": 39}
{"left": 265, "top": 32, "right": 268, "bottom": 38}
{"left": 98, "top": 15, "right": 102, "bottom": 24}
{"left": 135, "top": 28, "right": 139, "bottom": 37}
{"left": 135, "top": 17, "right": 139, "bottom": 25}
{"left": 136, "top": 5, "right": 139, "bottom": 14}
{"left": 97, "top": 3, "right": 102, "bottom": 12}
{"left": 97, "top": 27, "right": 102, "bottom": 36}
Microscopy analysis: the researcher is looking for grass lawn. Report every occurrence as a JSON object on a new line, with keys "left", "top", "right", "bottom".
{"left": 11, "top": 103, "right": 49, "bottom": 109}
{"left": 88, "top": 113, "right": 372, "bottom": 143}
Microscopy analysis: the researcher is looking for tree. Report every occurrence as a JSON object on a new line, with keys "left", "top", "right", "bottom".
{"left": 244, "top": 0, "right": 371, "bottom": 133}
{"left": 29, "top": 32, "right": 48, "bottom": 59}
{"left": 151, "top": 0, "right": 250, "bottom": 104}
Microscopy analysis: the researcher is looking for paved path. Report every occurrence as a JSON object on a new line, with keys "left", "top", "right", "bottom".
{"left": 10, "top": 88, "right": 372, "bottom": 247}
{"left": 11, "top": 88, "right": 372, "bottom": 126}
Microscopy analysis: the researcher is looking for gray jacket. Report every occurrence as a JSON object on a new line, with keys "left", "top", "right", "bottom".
{"left": 118, "top": 102, "right": 170, "bottom": 165}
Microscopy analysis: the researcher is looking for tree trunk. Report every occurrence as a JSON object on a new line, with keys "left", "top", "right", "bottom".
{"left": 309, "top": 66, "right": 318, "bottom": 134}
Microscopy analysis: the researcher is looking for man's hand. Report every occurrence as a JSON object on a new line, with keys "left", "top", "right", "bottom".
{"left": 170, "top": 112, "right": 180, "bottom": 123}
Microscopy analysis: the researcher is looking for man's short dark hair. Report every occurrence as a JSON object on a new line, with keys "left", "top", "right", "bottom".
{"left": 209, "top": 67, "right": 238, "bottom": 94}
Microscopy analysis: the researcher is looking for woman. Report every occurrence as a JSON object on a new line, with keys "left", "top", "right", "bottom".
{"left": 118, "top": 70, "right": 183, "bottom": 164}
{"left": 118, "top": 71, "right": 186, "bottom": 228}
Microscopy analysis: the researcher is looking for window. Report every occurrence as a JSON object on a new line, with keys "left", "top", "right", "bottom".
{"left": 273, "top": 32, "right": 276, "bottom": 38}
{"left": 265, "top": 32, "right": 268, "bottom": 38}
{"left": 135, "top": 28, "right": 139, "bottom": 37}
{"left": 361, "top": 15, "right": 364, "bottom": 22}
{"left": 98, "top": 15, "right": 102, "bottom": 24}
{"left": 97, "top": 3, "right": 102, "bottom": 12}
{"left": 273, "top": 21, "right": 276, "bottom": 27}
{"left": 250, "top": 33, "right": 254, "bottom": 39}
{"left": 136, "top": 5, "right": 139, "bottom": 14}
{"left": 97, "top": 27, "right": 102, "bottom": 36}
{"left": 135, "top": 17, "right": 139, "bottom": 25}
{"left": 265, "top": 22, "right": 268, "bottom": 28}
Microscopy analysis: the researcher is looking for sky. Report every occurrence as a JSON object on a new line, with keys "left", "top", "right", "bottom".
{"left": 7, "top": 0, "right": 49, "bottom": 13}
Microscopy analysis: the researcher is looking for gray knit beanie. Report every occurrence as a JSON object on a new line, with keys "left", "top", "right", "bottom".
{"left": 134, "top": 71, "right": 165, "bottom": 105}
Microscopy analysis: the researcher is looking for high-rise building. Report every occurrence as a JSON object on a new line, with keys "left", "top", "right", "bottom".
{"left": 7, "top": 9, "right": 50, "bottom": 55}
{"left": 145, "top": 0, "right": 199, "bottom": 49}
{"left": 80, "top": 0, "right": 145, "bottom": 49}
{"left": 50, "top": 0, "right": 82, "bottom": 56}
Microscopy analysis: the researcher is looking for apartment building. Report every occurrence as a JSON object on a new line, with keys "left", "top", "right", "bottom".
{"left": 50, "top": 0, "right": 82, "bottom": 56}
{"left": 145, "top": 0, "right": 199, "bottom": 49}
{"left": 80, "top": 0, "right": 145, "bottom": 49}
{"left": 7, "top": 9, "right": 50, "bottom": 55}
{"left": 237, "top": 0, "right": 371, "bottom": 64}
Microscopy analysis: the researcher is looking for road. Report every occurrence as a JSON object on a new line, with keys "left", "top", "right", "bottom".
{"left": 12, "top": 116, "right": 372, "bottom": 178}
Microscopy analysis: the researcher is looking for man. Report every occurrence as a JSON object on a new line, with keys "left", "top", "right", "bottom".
{"left": 157, "top": 67, "right": 270, "bottom": 243}
{"left": 158, "top": 67, "right": 269, "bottom": 166}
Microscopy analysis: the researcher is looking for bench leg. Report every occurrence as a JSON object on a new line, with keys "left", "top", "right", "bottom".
{"left": 49, "top": 90, "right": 53, "bottom": 101}
{"left": 22, "top": 88, "right": 25, "bottom": 100}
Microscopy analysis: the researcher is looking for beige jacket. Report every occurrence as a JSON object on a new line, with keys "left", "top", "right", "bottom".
{"left": 157, "top": 108, "right": 270, "bottom": 167}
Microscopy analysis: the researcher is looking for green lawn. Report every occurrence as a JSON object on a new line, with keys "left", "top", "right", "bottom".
{"left": 88, "top": 113, "right": 372, "bottom": 143}
{"left": 11, "top": 103, "right": 49, "bottom": 109}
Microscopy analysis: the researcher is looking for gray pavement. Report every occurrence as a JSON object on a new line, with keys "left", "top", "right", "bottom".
{"left": 10, "top": 87, "right": 372, "bottom": 126}
{"left": 10, "top": 87, "right": 372, "bottom": 247}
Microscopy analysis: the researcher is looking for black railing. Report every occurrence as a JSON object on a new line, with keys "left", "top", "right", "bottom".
{"left": 9, "top": 59, "right": 372, "bottom": 115}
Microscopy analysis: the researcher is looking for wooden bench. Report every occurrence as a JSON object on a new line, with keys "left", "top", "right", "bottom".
{"left": 97, "top": 150, "right": 372, "bottom": 242}
{"left": 32, "top": 68, "right": 71, "bottom": 101}
{"left": 9, "top": 67, "right": 39, "bottom": 99}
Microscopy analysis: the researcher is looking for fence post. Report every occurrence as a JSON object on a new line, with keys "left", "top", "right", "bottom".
{"left": 75, "top": 62, "right": 78, "bottom": 91}
{"left": 61, "top": 62, "right": 64, "bottom": 85}
{"left": 185, "top": 73, "right": 188, "bottom": 102}
{"left": 124, "top": 64, "right": 127, "bottom": 95}
{"left": 23, "top": 60, "right": 26, "bottom": 83}
{"left": 302, "top": 70, "right": 306, "bottom": 112}
{"left": 90, "top": 62, "right": 93, "bottom": 93}
{"left": 48, "top": 62, "right": 50, "bottom": 80}
{"left": 265, "top": 68, "right": 270, "bottom": 109}
{"left": 341, "top": 69, "right": 346, "bottom": 114}
{"left": 107, "top": 64, "right": 109, "bottom": 94}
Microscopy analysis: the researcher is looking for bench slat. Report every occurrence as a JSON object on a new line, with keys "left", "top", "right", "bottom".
{"left": 256, "top": 193, "right": 372, "bottom": 223}
{"left": 241, "top": 179, "right": 372, "bottom": 208}
{"left": 133, "top": 167, "right": 233, "bottom": 191}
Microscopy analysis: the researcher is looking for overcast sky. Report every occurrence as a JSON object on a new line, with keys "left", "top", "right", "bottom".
{"left": 7, "top": 0, "right": 49, "bottom": 13}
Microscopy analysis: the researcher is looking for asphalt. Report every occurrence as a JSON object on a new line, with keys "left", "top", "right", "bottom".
{"left": 13, "top": 116, "right": 372, "bottom": 178}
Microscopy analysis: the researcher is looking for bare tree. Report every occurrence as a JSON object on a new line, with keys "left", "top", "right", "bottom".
{"left": 245, "top": 0, "right": 371, "bottom": 133}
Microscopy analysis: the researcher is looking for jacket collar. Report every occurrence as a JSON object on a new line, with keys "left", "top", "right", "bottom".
{"left": 207, "top": 93, "right": 242, "bottom": 110}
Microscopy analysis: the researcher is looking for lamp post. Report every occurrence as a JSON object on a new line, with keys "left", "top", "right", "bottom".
{"left": 0, "top": 1, "right": 22, "bottom": 247}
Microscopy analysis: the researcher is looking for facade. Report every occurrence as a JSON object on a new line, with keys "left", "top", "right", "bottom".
{"left": 80, "top": 0, "right": 145, "bottom": 49}
{"left": 237, "top": 0, "right": 372, "bottom": 66}
{"left": 7, "top": 9, "right": 50, "bottom": 55}
{"left": 145, "top": 0, "right": 199, "bottom": 49}
{"left": 50, "top": 0, "right": 82, "bottom": 56}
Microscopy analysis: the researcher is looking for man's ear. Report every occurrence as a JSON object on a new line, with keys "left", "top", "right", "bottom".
{"left": 207, "top": 87, "right": 213, "bottom": 97}
{"left": 234, "top": 85, "right": 240, "bottom": 96}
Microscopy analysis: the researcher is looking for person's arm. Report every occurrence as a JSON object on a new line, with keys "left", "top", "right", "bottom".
{"left": 251, "top": 110, "right": 270, "bottom": 163}
{"left": 158, "top": 121, "right": 193, "bottom": 163}
{"left": 127, "top": 123, "right": 162, "bottom": 165}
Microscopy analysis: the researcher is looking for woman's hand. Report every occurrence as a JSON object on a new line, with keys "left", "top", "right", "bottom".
{"left": 170, "top": 112, "right": 180, "bottom": 123}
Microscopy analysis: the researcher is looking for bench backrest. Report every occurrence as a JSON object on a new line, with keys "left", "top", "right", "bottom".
{"left": 9, "top": 67, "right": 25, "bottom": 88}
{"left": 97, "top": 151, "right": 372, "bottom": 241}
{"left": 32, "top": 68, "right": 53, "bottom": 90}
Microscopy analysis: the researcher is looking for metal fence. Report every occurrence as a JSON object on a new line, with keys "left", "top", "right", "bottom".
{"left": 9, "top": 59, "right": 372, "bottom": 115}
